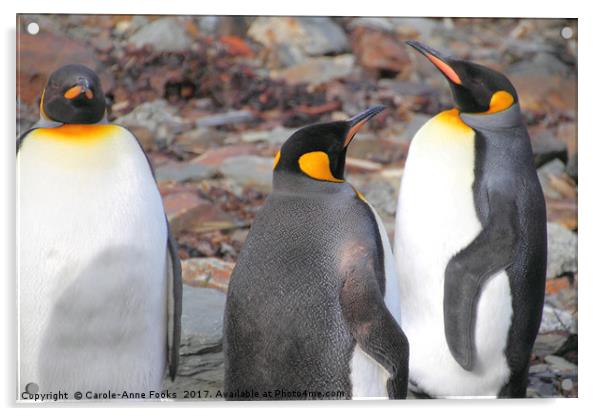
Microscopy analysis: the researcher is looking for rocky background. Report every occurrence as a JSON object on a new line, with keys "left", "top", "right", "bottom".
{"left": 17, "top": 15, "right": 577, "bottom": 399}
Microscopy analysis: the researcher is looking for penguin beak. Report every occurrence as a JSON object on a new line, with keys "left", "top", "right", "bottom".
{"left": 406, "top": 41, "right": 463, "bottom": 86}
{"left": 344, "top": 105, "right": 386, "bottom": 147}
{"left": 64, "top": 79, "right": 94, "bottom": 100}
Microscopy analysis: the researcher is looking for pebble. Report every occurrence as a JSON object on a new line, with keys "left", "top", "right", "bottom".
{"left": 544, "top": 355, "right": 578, "bottom": 374}
{"left": 546, "top": 222, "right": 578, "bottom": 279}
{"left": 156, "top": 162, "right": 217, "bottom": 183}
{"left": 219, "top": 156, "right": 274, "bottom": 192}
{"left": 540, "top": 304, "right": 576, "bottom": 334}
{"left": 561, "top": 378, "right": 573, "bottom": 391}
{"left": 272, "top": 55, "right": 356, "bottom": 86}
{"left": 129, "top": 17, "right": 193, "bottom": 52}
{"left": 162, "top": 286, "right": 226, "bottom": 395}
{"left": 195, "top": 110, "right": 254, "bottom": 128}
{"left": 248, "top": 16, "right": 349, "bottom": 58}
{"left": 182, "top": 258, "right": 234, "bottom": 293}
{"left": 241, "top": 126, "right": 296, "bottom": 145}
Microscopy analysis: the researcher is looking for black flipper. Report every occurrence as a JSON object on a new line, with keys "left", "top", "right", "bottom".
{"left": 443, "top": 187, "right": 518, "bottom": 371}
{"left": 497, "top": 212, "right": 547, "bottom": 398}
{"left": 339, "top": 245, "right": 409, "bottom": 399}
{"left": 166, "top": 223, "right": 183, "bottom": 380}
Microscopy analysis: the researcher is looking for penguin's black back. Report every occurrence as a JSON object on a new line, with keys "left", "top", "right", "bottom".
{"left": 223, "top": 180, "right": 384, "bottom": 400}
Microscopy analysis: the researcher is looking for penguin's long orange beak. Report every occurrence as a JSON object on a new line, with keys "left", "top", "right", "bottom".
{"left": 344, "top": 105, "right": 386, "bottom": 147}
{"left": 64, "top": 82, "right": 94, "bottom": 100}
{"left": 407, "top": 40, "right": 462, "bottom": 86}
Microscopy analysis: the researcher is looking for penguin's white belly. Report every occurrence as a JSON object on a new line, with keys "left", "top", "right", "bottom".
{"left": 394, "top": 111, "right": 512, "bottom": 398}
{"left": 17, "top": 126, "right": 168, "bottom": 394}
{"left": 350, "top": 202, "right": 397, "bottom": 399}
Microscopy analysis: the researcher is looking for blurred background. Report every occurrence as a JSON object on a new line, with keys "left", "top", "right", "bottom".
{"left": 17, "top": 15, "right": 577, "bottom": 398}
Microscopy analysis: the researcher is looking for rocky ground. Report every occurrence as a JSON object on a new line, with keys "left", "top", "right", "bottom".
{"left": 17, "top": 15, "right": 577, "bottom": 399}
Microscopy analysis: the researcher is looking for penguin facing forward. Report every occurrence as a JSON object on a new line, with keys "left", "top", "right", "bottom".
{"left": 394, "top": 41, "right": 547, "bottom": 398}
{"left": 224, "top": 107, "right": 409, "bottom": 400}
{"left": 17, "top": 64, "right": 182, "bottom": 396}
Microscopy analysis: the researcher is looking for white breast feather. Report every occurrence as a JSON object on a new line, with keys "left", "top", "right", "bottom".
{"left": 17, "top": 127, "right": 168, "bottom": 395}
{"left": 394, "top": 113, "right": 513, "bottom": 398}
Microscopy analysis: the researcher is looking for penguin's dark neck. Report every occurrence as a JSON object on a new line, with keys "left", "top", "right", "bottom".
{"left": 272, "top": 172, "right": 352, "bottom": 197}
{"left": 460, "top": 104, "right": 523, "bottom": 131}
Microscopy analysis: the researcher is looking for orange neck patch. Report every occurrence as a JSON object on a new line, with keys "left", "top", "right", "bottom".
{"left": 298, "top": 151, "right": 344, "bottom": 183}
{"left": 32, "top": 124, "right": 119, "bottom": 143}
{"left": 435, "top": 108, "right": 473, "bottom": 133}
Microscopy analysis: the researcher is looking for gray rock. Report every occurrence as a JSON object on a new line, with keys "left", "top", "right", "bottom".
{"left": 538, "top": 159, "right": 567, "bottom": 199}
{"left": 362, "top": 179, "right": 398, "bottom": 217}
{"left": 391, "top": 17, "right": 441, "bottom": 38}
{"left": 527, "top": 378, "right": 558, "bottom": 398}
{"left": 220, "top": 156, "right": 274, "bottom": 192}
{"left": 348, "top": 17, "right": 395, "bottom": 33}
{"left": 532, "top": 130, "right": 568, "bottom": 168}
{"left": 271, "top": 43, "right": 307, "bottom": 68}
{"left": 115, "top": 99, "right": 191, "bottom": 146}
{"left": 163, "top": 286, "right": 226, "bottom": 397}
{"left": 509, "top": 52, "right": 571, "bottom": 76}
{"left": 156, "top": 162, "right": 217, "bottom": 183}
{"left": 561, "top": 378, "right": 574, "bottom": 391}
{"left": 544, "top": 355, "right": 578, "bottom": 374}
{"left": 248, "top": 17, "right": 349, "bottom": 57}
{"left": 533, "top": 333, "right": 569, "bottom": 357}
{"left": 566, "top": 153, "right": 578, "bottom": 182}
{"left": 540, "top": 304, "right": 577, "bottom": 334}
{"left": 129, "top": 17, "right": 192, "bottom": 52}
{"left": 272, "top": 55, "right": 355, "bottom": 86}
{"left": 175, "top": 127, "right": 228, "bottom": 149}
{"left": 114, "top": 16, "right": 148, "bottom": 37}
{"left": 241, "top": 126, "right": 297, "bottom": 145}
{"left": 195, "top": 110, "right": 254, "bottom": 128}
{"left": 546, "top": 222, "right": 578, "bottom": 279}
{"left": 181, "top": 286, "right": 226, "bottom": 348}
{"left": 380, "top": 79, "right": 436, "bottom": 96}
{"left": 196, "top": 16, "right": 221, "bottom": 35}
{"left": 529, "top": 363, "right": 550, "bottom": 374}
{"left": 197, "top": 16, "right": 252, "bottom": 37}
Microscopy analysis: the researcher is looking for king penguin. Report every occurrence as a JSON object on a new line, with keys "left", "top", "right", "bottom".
{"left": 17, "top": 64, "right": 182, "bottom": 396}
{"left": 394, "top": 41, "right": 547, "bottom": 398}
{"left": 223, "top": 106, "right": 409, "bottom": 400}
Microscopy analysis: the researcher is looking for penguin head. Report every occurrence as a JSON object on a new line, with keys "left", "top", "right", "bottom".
{"left": 273, "top": 106, "right": 385, "bottom": 184}
{"left": 407, "top": 41, "right": 518, "bottom": 114}
{"left": 40, "top": 64, "right": 107, "bottom": 124}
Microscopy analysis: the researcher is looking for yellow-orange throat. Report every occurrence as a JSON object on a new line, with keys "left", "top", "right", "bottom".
{"left": 434, "top": 108, "right": 473, "bottom": 134}
{"left": 30, "top": 124, "right": 121, "bottom": 143}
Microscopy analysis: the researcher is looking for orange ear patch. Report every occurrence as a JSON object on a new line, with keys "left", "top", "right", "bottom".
{"left": 426, "top": 53, "right": 462, "bottom": 85}
{"left": 64, "top": 85, "right": 83, "bottom": 100}
{"left": 273, "top": 150, "right": 281, "bottom": 170}
{"left": 485, "top": 91, "right": 514, "bottom": 114}
{"left": 298, "top": 151, "right": 344, "bottom": 183}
